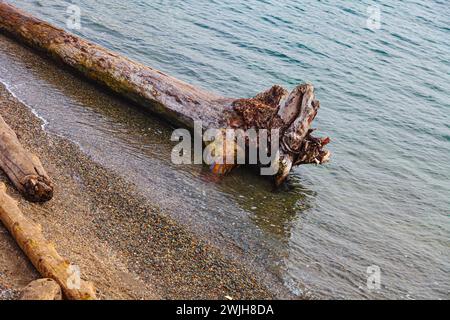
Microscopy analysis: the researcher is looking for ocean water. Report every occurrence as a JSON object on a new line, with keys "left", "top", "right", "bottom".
{"left": 2, "top": 0, "right": 449, "bottom": 299}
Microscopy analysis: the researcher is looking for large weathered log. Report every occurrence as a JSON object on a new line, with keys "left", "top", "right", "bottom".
{"left": 0, "top": 183, "right": 96, "bottom": 300}
{"left": 0, "top": 115, "right": 53, "bottom": 202}
{"left": 0, "top": 2, "right": 330, "bottom": 185}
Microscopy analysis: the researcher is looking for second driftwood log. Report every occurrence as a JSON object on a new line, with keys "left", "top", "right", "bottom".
{"left": 0, "top": 115, "right": 53, "bottom": 202}
{"left": 0, "top": 183, "right": 96, "bottom": 300}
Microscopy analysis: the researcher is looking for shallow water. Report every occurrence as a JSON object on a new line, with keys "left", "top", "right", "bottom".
{"left": 1, "top": 0, "right": 449, "bottom": 299}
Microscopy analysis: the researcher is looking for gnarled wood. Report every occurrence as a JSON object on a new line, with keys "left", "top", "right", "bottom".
{"left": 0, "top": 183, "right": 96, "bottom": 300}
{"left": 0, "top": 2, "right": 330, "bottom": 185}
{"left": 0, "top": 115, "right": 53, "bottom": 202}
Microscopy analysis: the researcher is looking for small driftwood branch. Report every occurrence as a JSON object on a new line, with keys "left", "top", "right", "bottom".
{"left": 0, "top": 183, "right": 96, "bottom": 300}
{"left": 0, "top": 2, "right": 330, "bottom": 185}
{"left": 0, "top": 115, "right": 53, "bottom": 202}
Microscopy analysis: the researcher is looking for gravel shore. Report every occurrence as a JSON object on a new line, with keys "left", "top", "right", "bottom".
{"left": 0, "top": 83, "right": 274, "bottom": 300}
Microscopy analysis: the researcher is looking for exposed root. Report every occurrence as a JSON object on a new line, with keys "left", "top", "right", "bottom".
{"left": 229, "top": 84, "right": 330, "bottom": 185}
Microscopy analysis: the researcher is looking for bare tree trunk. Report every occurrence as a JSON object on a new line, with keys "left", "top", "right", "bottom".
{"left": 0, "top": 115, "right": 53, "bottom": 202}
{"left": 0, "top": 183, "right": 96, "bottom": 300}
{"left": 0, "top": 2, "right": 330, "bottom": 185}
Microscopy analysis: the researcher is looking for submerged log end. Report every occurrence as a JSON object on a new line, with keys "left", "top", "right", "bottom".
{"left": 0, "top": 114, "right": 54, "bottom": 202}
{"left": 21, "top": 174, "right": 54, "bottom": 203}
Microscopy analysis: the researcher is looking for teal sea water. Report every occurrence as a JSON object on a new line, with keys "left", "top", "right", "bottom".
{"left": 2, "top": 0, "right": 449, "bottom": 299}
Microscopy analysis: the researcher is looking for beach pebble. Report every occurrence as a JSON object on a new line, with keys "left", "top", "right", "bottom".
{"left": 20, "top": 278, "right": 62, "bottom": 300}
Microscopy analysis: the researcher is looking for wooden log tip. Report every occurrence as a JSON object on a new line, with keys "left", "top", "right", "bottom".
{"left": 0, "top": 2, "right": 332, "bottom": 187}
{"left": 20, "top": 278, "right": 62, "bottom": 300}
{"left": 21, "top": 175, "right": 54, "bottom": 202}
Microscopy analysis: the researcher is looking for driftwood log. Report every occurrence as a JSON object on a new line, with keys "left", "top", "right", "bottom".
{"left": 0, "top": 2, "right": 330, "bottom": 185}
{"left": 0, "top": 183, "right": 96, "bottom": 300}
{"left": 0, "top": 115, "right": 53, "bottom": 202}
{"left": 20, "top": 278, "right": 62, "bottom": 300}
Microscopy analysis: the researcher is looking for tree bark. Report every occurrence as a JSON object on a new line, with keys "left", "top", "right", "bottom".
{"left": 0, "top": 2, "right": 330, "bottom": 185}
{"left": 0, "top": 115, "right": 53, "bottom": 202}
{"left": 0, "top": 183, "right": 96, "bottom": 300}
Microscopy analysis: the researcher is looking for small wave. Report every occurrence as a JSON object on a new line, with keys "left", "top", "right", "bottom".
{"left": 0, "top": 79, "right": 49, "bottom": 130}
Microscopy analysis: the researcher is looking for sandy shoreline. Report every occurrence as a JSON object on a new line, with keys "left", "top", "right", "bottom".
{"left": 0, "top": 81, "right": 275, "bottom": 299}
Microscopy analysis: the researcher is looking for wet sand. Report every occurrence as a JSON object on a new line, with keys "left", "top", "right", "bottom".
{"left": 0, "top": 82, "right": 275, "bottom": 299}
